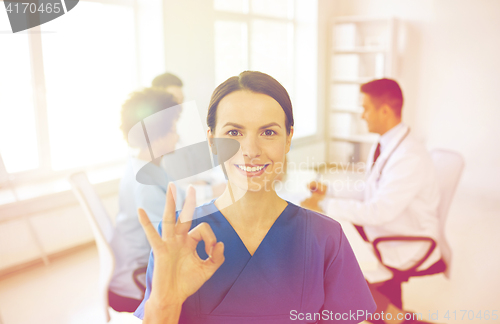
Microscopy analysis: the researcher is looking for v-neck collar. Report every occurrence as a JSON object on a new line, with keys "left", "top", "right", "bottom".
{"left": 209, "top": 200, "right": 291, "bottom": 258}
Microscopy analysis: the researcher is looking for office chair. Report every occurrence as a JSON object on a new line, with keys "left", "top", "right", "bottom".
{"left": 371, "top": 149, "right": 465, "bottom": 308}
{"left": 69, "top": 172, "right": 115, "bottom": 323}
{"left": 429, "top": 149, "right": 465, "bottom": 277}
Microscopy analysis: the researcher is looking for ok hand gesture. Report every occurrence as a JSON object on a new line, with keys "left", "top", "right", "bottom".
{"left": 138, "top": 183, "right": 225, "bottom": 323}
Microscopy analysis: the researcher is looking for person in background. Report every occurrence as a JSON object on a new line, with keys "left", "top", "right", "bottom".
{"left": 108, "top": 88, "right": 184, "bottom": 312}
{"left": 302, "top": 79, "right": 442, "bottom": 324}
{"left": 152, "top": 72, "right": 226, "bottom": 204}
{"left": 152, "top": 72, "right": 185, "bottom": 104}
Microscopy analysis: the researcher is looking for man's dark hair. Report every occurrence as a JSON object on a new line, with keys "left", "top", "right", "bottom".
{"left": 120, "top": 87, "right": 181, "bottom": 148}
{"left": 152, "top": 72, "right": 183, "bottom": 88}
{"left": 360, "top": 78, "right": 404, "bottom": 117}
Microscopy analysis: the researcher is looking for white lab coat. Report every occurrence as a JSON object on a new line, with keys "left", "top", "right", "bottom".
{"left": 320, "top": 123, "right": 441, "bottom": 283}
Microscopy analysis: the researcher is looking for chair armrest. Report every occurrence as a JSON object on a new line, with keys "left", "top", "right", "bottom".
{"left": 372, "top": 236, "right": 437, "bottom": 274}
{"left": 132, "top": 266, "right": 148, "bottom": 299}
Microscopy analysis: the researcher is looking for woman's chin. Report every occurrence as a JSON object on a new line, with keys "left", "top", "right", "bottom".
{"left": 227, "top": 178, "right": 275, "bottom": 194}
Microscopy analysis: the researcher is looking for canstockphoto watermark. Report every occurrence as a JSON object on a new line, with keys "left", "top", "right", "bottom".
{"left": 290, "top": 310, "right": 422, "bottom": 322}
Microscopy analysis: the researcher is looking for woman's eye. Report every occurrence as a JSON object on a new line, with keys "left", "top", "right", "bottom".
{"left": 228, "top": 130, "right": 241, "bottom": 136}
{"left": 263, "top": 130, "right": 276, "bottom": 136}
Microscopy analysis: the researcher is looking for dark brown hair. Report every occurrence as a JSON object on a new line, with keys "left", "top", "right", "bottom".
{"left": 207, "top": 71, "right": 294, "bottom": 134}
{"left": 360, "top": 78, "right": 404, "bottom": 117}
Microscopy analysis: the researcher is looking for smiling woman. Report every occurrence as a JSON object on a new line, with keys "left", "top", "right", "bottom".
{"left": 133, "top": 71, "right": 376, "bottom": 324}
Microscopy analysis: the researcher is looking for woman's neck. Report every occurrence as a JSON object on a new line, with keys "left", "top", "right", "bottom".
{"left": 214, "top": 184, "right": 288, "bottom": 232}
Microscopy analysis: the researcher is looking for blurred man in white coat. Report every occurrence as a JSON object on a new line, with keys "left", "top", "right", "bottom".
{"left": 302, "top": 79, "right": 442, "bottom": 324}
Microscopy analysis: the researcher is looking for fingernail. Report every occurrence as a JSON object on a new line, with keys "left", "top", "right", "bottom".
{"left": 208, "top": 245, "right": 214, "bottom": 258}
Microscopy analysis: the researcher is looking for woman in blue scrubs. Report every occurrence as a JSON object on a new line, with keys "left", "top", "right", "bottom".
{"left": 134, "top": 71, "right": 376, "bottom": 323}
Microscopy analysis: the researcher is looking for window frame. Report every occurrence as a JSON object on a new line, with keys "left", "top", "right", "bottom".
{"left": 0, "top": 0, "right": 150, "bottom": 188}
{"left": 213, "top": 0, "right": 321, "bottom": 145}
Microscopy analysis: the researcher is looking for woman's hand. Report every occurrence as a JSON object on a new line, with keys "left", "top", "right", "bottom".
{"left": 138, "top": 183, "right": 225, "bottom": 322}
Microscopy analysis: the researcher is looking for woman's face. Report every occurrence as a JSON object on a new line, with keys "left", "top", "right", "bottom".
{"left": 208, "top": 90, "right": 293, "bottom": 193}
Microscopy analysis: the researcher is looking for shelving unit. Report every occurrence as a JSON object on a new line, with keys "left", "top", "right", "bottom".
{"left": 326, "top": 16, "right": 397, "bottom": 164}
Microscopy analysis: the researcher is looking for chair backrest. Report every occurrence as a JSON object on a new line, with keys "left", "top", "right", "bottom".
{"left": 69, "top": 172, "right": 115, "bottom": 323}
{"left": 430, "top": 149, "right": 465, "bottom": 278}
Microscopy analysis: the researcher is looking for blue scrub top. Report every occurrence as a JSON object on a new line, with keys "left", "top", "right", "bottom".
{"left": 134, "top": 201, "right": 376, "bottom": 323}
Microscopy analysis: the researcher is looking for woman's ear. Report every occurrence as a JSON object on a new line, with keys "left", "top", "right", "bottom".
{"left": 207, "top": 129, "right": 217, "bottom": 155}
{"left": 285, "top": 126, "right": 294, "bottom": 154}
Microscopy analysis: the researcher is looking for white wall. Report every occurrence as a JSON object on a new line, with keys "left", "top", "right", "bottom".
{"left": 327, "top": 0, "right": 500, "bottom": 200}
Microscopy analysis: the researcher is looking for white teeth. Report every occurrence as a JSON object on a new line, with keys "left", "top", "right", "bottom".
{"left": 237, "top": 165, "right": 265, "bottom": 172}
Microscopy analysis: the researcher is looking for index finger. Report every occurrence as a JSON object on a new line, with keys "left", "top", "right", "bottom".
{"left": 175, "top": 185, "right": 196, "bottom": 235}
{"left": 138, "top": 208, "right": 163, "bottom": 250}
{"left": 162, "top": 182, "right": 177, "bottom": 239}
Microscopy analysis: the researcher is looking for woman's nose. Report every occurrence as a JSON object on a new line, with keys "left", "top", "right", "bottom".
{"left": 240, "top": 136, "right": 261, "bottom": 159}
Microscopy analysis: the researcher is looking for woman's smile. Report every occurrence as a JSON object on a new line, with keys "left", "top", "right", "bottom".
{"left": 233, "top": 163, "right": 270, "bottom": 177}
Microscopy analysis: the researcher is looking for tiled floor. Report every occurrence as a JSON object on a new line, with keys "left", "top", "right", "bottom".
{"left": 0, "top": 186, "right": 499, "bottom": 324}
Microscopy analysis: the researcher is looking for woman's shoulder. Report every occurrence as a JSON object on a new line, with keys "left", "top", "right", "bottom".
{"left": 287, "top": 203, "right": 349, "bottom": 269}
{"left": 288, "top": 201, "right": 341, "bottom": 227}
{"left": 286, "top": 202, "right": 343, "bottom": 242}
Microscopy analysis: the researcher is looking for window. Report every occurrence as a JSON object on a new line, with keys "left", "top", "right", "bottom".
{"left": 0, "top": 0, "right": 164, "bottom": 185}
{"left": 0, "top": 14, "right": 39, "bottom": 174}
{"left": 41, "top": 2, "right": 136, "bottom": 171}
{"left": 213, "top": 0, "right": 318, "bottom": 139}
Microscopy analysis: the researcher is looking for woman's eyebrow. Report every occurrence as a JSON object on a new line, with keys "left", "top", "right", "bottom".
{"left": 222, "top": 122, "right": 245, "bottom": 129}
{"left": 221, "top": 122, "right": 282, "bottom": 129}
{"left": 259, "top": 122, "right": 281, "bottom": 129}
